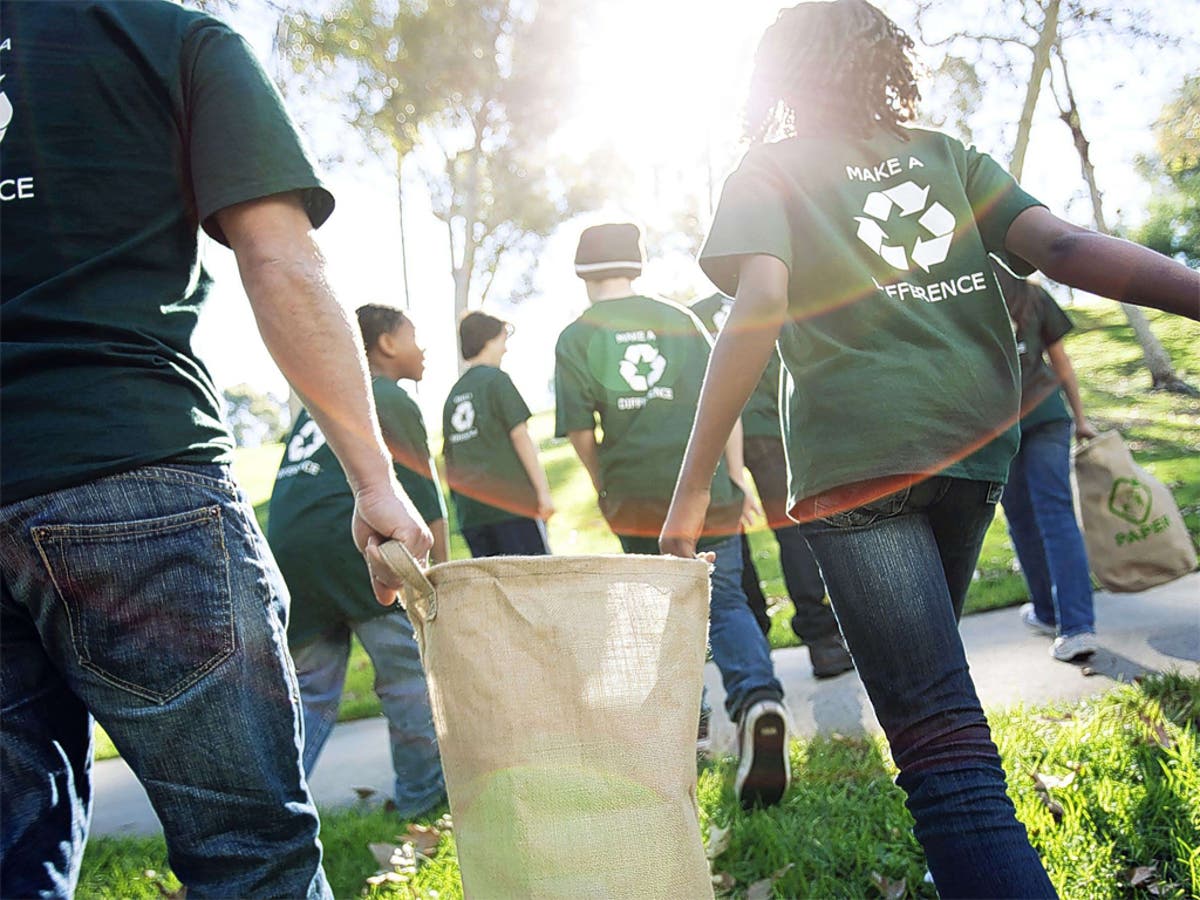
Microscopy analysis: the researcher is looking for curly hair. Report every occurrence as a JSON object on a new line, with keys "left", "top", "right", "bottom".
{"left": 356, "top": 304, "right": 408, "bottom": 354}
{"left": 746, "top": 0, "right": 921, "bottom": 142}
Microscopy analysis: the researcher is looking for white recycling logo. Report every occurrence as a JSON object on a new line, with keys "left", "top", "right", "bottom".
{"left": 451, "top": 399, "right": 476, "bottom": 433}
{"left": 287, "top": 418, "right": 326, "bottom": 462}
{"left": 618, "top": 343, "right": 667, "bottom": 392}
{"left": 854, "top": 181, "right": 956, "bottom": 273}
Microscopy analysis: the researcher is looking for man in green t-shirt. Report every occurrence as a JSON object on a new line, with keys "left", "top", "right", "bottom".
{"left": 444, "top": 311, "right": 554, "bottom": 556}
{"left": 555, "top": 223, "right": 788, "bottom": 809}
{"left": 691, "top": 292, "right": 853, "bottom": 679}
{"left": 1, "top": 4, "right": 431, "bottom": 896}
{"left": 269, "top": 306, "right": 447, "bottom": 819}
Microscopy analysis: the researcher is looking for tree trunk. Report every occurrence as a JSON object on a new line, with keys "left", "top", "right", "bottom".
{"left": 1053, "top": 48, "right": 1196, "bottom": 394}
{"left": 396, "top": 145, "right": 412, "bottom": 310}
{"left": 1010, "top": 0, "right": 1059, "bottom": 181}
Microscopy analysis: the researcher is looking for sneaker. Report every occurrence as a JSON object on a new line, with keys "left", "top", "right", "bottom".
{"left": 734, "top": 699, "right": 790, "bottom": 809}
{"left": 1051, "top": 631, "right": 1097, "bottom": 661}
{"left": 809, "top": 638, "right": 855, "bottom": 679}
{"left": 697, "top": 707, "right": 712, "bottom": 754}
{"left": 1020, "top": 602, "right": 1057, "bottom": 638}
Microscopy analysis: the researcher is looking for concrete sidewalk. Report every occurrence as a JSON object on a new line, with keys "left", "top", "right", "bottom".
{"left": 90, "top": 573, "right": 1199, "bottom": 837}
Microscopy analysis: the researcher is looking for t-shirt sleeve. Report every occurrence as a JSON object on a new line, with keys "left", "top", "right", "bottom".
{"left": 962, "top": 142, "right": 1044, "bottom": 276}
{"left": 182, "top": 20, "right": 334, "bottom": 245}
{"left": 374, "top": 383, "right": 446, "bottom": 523}
{"left": 699, "top": 147, "right": 794, "bottom": 298}
{"left": 1037, "top": 289, "right": 1074, "bottom": 347}
{"left": 554, "top": 330, "right": 598, "bottom": 438}
{"left": 494, "top": 372, "right": 533, "bottom": 432}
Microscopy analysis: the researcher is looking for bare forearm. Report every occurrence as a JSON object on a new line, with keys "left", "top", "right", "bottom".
{"left": 1007, "top": 209, "right": 1200, "bottom": 320}
{"left": 511, "top": 424, "right": 552, "bottom": 497}
{"left": 568, "top": 430, "right": 603, "bottom": 494}
{"left": 725, "top": 419, "right": 746, "bottom": 486}
{"left": 1048, "top": 343, "right": 1086, "bottom": 424}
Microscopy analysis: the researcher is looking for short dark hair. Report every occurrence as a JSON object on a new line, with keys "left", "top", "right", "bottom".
{"left": 459, "top": 310, "right": 509, "bottom": 360}
{"left": 746, "top": 0, "right": 920, "bottom": 141}
{"left": 356, "top": 304, "right": 408, "bottom": 354}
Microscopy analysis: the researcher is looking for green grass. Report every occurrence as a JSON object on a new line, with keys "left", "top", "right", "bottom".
{"left": 90, "top": 303, "right": 1198, "bottom": 761}
{"left": 80, "top": 673, "right": 1200, "bottom": 899}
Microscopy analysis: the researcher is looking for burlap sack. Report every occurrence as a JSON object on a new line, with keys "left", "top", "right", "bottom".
{"left": 1073, "top": 430, "right": 1198, "bottom": 592}
{"left": 377, "top": 544, "right": 715, "bottom": 900}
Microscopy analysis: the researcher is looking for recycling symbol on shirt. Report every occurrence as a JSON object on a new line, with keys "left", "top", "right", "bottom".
{"left": 618, "top": 343, "right": 667, "bottom": 392}
{"left": 854, "top": 181, "right": 956, "bottom": 273}
{"left": 287, "top": 418, "right": 327, "bottom": 462}
{"left": 451, "top": 399, "right": 476, "bottom": 433}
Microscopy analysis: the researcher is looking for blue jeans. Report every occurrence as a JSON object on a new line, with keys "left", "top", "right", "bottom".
{"left": 620, "top": 534, "right": 782, "bottom": 720}
{"left": 0, "top": 464, "right": 330, "bottom": 899}
{"left": 1003, "top": 420, "right": 1095, "bottom": 637}
{"left": 291, "top": 610, "right": 445, "bottom": 817}
{"left": 800, "top": 478, "right": 1055, "bottom": 899}
{"left": 461, "top": 517, "right": 550, "bottom": 557}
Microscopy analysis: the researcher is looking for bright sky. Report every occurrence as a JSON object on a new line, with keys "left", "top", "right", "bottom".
{"left": 195, "top": 0, "right": 1200, "bottom": 427}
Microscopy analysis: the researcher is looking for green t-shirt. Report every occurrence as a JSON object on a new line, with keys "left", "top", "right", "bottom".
{"left": 1007, "top": 283, "right": 1074, "bottom": 431}
{"left": 690, "top": 293, "right": 783, "bottom": 439}
{"left": 1, "top": 1, "right": 334, "bottom": 503}
{"left": 443, "top": 365, "right": 538, "bottom": 528}
{"left": 554, "top": 295, "right": 744, "bottom": 541}
{"left": 700, "top": 127, "right": 1042, "bottom": 512}
{"left": 268, "top": 378, "right": 445, "bottom": 644}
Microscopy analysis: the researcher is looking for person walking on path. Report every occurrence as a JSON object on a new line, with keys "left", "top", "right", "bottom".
{"left": 444, "top": 311, "right": 554, "bottom": 557}
{"left": 692, "top": 292, "right": 853, "bottom": 678}
{"left": 993, "top": 265, "right": 1099, "bottom": 662}
{"left": 269, "top": 305, "right": 448, "bottom": 819}
{"left": 0, "top": 3, "right": 431, "bottom": 897}
{"left": 556, "top": 223, "right": 788, "bottom": 808}
{"left": 661, "top": 1, "right": 1200, "bottom": 896}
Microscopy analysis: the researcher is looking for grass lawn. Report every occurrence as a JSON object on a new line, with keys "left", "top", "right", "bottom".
{"left": 79, "top": 672, "right": 1200, "bottom": 898}
{"left": 90, "top": 303, "right": 1198, "bottom": 763}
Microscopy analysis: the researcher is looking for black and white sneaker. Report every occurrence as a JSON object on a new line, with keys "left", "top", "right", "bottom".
{"left": 734, "top": 699, "right": 790, "bottom": 809}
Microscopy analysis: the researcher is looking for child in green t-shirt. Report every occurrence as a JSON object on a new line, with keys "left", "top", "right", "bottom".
{"left": 661, "top": 1, "right": 1199, "bottom": 895}
{"left": 443, "top": 311, "right": 554, "bottom": 556}
{"left": 269, "top": 305, "right": 448, "bottom": 818}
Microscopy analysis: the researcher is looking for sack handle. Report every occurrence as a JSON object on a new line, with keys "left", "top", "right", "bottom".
{"left": 375, "top": 540, "right": 437, "bottom": 622}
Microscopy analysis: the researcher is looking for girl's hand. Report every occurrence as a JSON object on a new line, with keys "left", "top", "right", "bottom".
{"left": 660, "top": 485, "right": 710, "bottom": 558}
{"left": 1075, "top": 418, "right": 1097, "bottom": 442}
{"left": 739, "top": 489, "right": 763, "bottom": 529}
{"left": 536, "top": 490, "right": 556, "bottom": 522}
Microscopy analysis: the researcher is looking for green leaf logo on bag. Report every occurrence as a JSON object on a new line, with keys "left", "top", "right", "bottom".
{"left": 1107, "top": 478, "right": 1152, "bottom": 525}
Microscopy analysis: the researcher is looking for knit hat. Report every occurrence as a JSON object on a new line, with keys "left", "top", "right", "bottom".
{"left": 574, "top": 223, "right": 644, "bottom": 281}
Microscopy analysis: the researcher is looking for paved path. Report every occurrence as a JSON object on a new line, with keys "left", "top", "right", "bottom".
{"left": 91, "top": 573, "right": 1199, "bottom": 837}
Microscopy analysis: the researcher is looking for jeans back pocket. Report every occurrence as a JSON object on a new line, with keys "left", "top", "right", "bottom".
{"left": 32, "top": 506, "right": 235, "bottom": 704}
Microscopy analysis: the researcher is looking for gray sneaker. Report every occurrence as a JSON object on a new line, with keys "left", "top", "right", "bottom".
{"left": 734, "top": 699, "right": 790, "bottom": 809}
{"left": 1052, "top": 631, "right": 1098, "bottom": 661}
{"left": 1020, "top": 602, "right": 1057, "bottom": 638}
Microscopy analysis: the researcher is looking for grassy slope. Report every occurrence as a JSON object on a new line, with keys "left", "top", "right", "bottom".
{"left": 90, "top": 304, "right": 1198, "bottom": 761}
{"left": 79, "top": 674, "right": 1200, "bottom": 899}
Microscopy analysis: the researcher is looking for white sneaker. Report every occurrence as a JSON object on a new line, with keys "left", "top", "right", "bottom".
{"left": 1052, "top": 631, "right": 1098, "bottom": 661}
{"left": 734, "top": 699, "right": 790, "bottom": 809}
{"left": 1020, "top": 602, "right": 1056, "bottom": 637}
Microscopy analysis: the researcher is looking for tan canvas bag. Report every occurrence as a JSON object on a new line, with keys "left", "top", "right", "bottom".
{"left": 375, "top": 544, "right": 715, "bottom": 900}
{"left": 1073, "top": 430, "right": 1198, "bottom": 592}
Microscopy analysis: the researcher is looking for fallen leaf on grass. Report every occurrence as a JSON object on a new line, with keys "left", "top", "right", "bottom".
{"left": 353, "top": 786, "right": 377, "bottom": 800}
{"left": 1122, "top": 863, "right": 1157, "bottom": 887}
{"left": 402, "top": 823, "right": 442, "bottom": 857}
{"left": 1035, "top": 712, "right": 1074, "bottom": 724}
{"left": 369, "top": 842, "right": 399, "bottom": 869}
{"left": 746, "top": 864, "right": 794, "bottom": 899}
{"left": 710, "top": 872, "right": 736, "bottom": 891}
{"left": 1034, "top": 790, "right": 1064, "bottom": 823}
{"left": 870, "top": 871, "right": 908, "bottom": 900}
{"left": 1137, "top": 713, "right": 1175, "bottom": 750}
{"left": 1033, "top": 772, "right": 1076, "bottom": 791}
{"left": 706, "top": 824, "right": 731, "bottom": 860}
{"left": 365, "top": 871, "right": 409, "bottom": 886}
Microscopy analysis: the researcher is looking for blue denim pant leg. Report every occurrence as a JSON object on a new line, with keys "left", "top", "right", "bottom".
{"left": 1003, "top": 420, "right": 1095, "bottom": 636}
{"left": 0, "top": 464, "right": 330, "bottom": 900}
{"left": 800, "top": 478, "right": 1055, "bottom": 899}
{"left": 353, "top": 611, "right": 445, "bottom": 817}
{"left": 291, "top": 626, "right": 355, "bottom": 775}
{"left": 707, "top": 536, "right": 784, "bottom": 720}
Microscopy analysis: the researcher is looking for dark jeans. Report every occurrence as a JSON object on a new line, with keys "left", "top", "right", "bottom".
{"left": 461, "top": 516, "right": 550, "bottom": 557}
{"left": 743, "top": 435, "right": 842, "bottom": 644}
{"left": 0, "top": 464, "right": 330, "bottom": 899}
{"left": 1003, "top": 420, "right": 1095, "bottom": 637}
{"left": 799, "top": 477, "right": 1056, "bottom": 899}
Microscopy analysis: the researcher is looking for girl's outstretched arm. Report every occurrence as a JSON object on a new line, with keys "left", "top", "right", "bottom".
{"left": 1005, "top": 206, "right": 1200, "bottom": 320}
{"left": 661, "top": 254, "right": 790, "bottom": 557}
